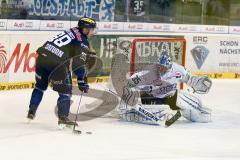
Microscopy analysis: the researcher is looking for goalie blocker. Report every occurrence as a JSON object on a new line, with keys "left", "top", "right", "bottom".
{"left": 118, "top": 52, "right": 212, "bottom": 126}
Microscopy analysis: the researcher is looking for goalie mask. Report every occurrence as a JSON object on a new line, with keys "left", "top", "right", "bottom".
{"left": 158, "top": 51, "right": 173, "bottom": 74}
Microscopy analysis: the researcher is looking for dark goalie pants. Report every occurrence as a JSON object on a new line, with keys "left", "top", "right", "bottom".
{"left": 140, "top": 91, "right": 180, "bottom": 110}
{"left": 29, "top": 56, "right": 72, "bottom": 117}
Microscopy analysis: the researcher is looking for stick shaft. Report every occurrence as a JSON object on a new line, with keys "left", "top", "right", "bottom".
{"left": 73, "top": 93, "right": 83, "bottom": 130}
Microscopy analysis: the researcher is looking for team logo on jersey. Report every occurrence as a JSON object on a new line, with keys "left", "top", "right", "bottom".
{"left": 191, "top": 45, "right": 209, "bottom": 69}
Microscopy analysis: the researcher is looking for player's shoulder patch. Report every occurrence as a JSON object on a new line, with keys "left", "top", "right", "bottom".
{"left": 71, "top": 27, "right": 82, "bottom": 41}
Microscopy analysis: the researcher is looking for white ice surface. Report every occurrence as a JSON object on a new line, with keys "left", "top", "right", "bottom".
{"left": 0, "top": 80, "right": 240, "bottom": 160}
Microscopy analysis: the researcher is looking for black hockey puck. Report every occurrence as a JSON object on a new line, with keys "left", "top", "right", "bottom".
{"left": 86, "top": 131, "right": 92, "bottom": 135}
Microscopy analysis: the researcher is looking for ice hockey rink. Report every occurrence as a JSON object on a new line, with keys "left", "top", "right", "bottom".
{"left": 0, "top": 79, "right": 240, "bottom": 160}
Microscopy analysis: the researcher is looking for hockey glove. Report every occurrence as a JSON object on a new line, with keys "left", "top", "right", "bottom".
{"left": 78, "top": 79, "right": 89, "bottom": 93}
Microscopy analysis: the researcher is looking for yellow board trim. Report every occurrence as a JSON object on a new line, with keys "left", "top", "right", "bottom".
{"left": 0, "top": 76, "right": 110, "bottom": 91}
{"left": 193, "top": 72, "right": 240, "bottom": 79}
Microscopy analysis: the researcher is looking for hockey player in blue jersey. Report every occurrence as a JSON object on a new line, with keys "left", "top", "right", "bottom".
{"left": 27, "top": 17, "right": 97, "bottom": 126}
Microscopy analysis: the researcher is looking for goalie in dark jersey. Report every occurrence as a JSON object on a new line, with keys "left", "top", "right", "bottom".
{"left": 27, "top": 17, "right": 97, "bottom": 126}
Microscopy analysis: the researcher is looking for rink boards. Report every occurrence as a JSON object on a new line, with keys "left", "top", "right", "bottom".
{"left": 1, "top": 30, "right": 240, "bottom": 90}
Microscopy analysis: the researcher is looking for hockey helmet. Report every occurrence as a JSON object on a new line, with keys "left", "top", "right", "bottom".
{"left": 78, "top": 17, "right": 96, "bottom": 29}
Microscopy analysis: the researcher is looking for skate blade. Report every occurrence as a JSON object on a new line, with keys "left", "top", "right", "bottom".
{"left": 73, "top": 129, "right": 82, "bottom": 134}
{"left": 58, "top": 124, "right": 67, "bottom": 130}
{"left": 26, "top": 118, "right": 32, "bottom": 124}
{"left": 58, "top": 123, "right": 76, "bottom": 130}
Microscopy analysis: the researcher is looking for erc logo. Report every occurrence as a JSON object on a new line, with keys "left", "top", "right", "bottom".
{"left": 191, "top": 45, "right": 209, "bottom": 69}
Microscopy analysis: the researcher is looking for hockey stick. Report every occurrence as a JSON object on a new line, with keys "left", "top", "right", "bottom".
{"left": 73, "top": 92, "right": 83, "bottom": 134}
{"left": 98, "top": 84, "right": 119, "bottom": 97}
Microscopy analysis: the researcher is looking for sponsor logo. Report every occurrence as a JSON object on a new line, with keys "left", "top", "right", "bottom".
{"left": 193, "top": 36, "right": 208, "bottom": 44}
{"left": 112, "top": 24, "right": 119, "bottom": 30}
{"left": 0, "top": 43, "right": 37, "bottom": 73}
{"left": 136, "top": 24, "right": 143, "bottom": 29}
{"left": 14, "top": 22, "right": 24, "bottom": 28}
{"left": 25, "top": 22, "right": 33, "bottom": 28}
{"left": 138, "top": 107, "right": 159, "bottom": 121}
{"left": 205, "top": 26, "right": 215, "bottom": 32}
{"left": 232, "top": 27, "right": 240, "bottom": 33}
{"left": 153, "top": 25, "right": 162, "bottom": 30}
{"left": 162, "top": 25, "right": 171, "bottom": 31}
{"left": 56, "top": 23, "right": 64, "bottom": 28}
{"left": 0, "top": 21, "right": 6, "bottom": 28}
{"left": 177, "top": 25, "right": 198, "bottom": 32}
{"left": 102, "top": 23, "right": 118, "bottom": 30}
{"left": 216, "top": 26, "right": 226, "bottom": 32}
{"left": 178, "top": 26, "right": 188, "bottom": 31}
{"left": 235, "top": 73, "right": 240, "bottom": 78}
{"left": 46, "top": 22, "right": 64, "bottom": 29}
{"left": 103, "top": 24, "right": 111, "bottom": 29}
{"left": 204, "top": 26, "right": 226, "bottom": 33}
{"left": 0, "top": 43, "right": 7, "bottom": 73}
{"left": 99, "top": 38, "right": 117, "bottom": 58}
{"left": 214, "top": 73, "right": 222, "bottom": 78}
{"left": 191, "top": 45, "right": 209, "bottom": 69}
{"left": 46, "top": 23, "right": 55, "bottom": 28}
{"left": 0, "top": 83, "right": 33, "bottom": 91}
{"left": 13, "top": 21, "right": 33, "bottom": 28}
{"left": 128, "top": 24, "right": 136, "bottom": 29}
{"left": 80, "top": 52, "right": 87, "bottom": 61}
{"left": 189, "top": 26, "right": 198, "bottom": 32}
{"left": 128, "top": 24, "right": 144, "bottom": 30}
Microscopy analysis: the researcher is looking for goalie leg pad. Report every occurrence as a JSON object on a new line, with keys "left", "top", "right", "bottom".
{"left": 121, "top": 86, "right": 139, "bottom": 106}
{"left": 177, "top": 91, "right": 211, "bottom": 123}
{"left": 119, "top": 104, "right": 177, "bottom": 126}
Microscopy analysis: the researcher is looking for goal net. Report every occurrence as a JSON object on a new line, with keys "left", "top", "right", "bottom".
{"left": 117, "top": 37, "right": 186, "bottom": 75}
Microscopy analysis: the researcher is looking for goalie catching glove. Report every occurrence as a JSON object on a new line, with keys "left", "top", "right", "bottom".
{"left": 187, "top": 75, "right": 212, "bottom": 94}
